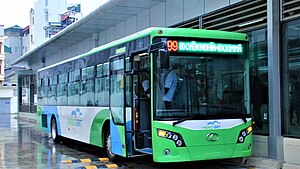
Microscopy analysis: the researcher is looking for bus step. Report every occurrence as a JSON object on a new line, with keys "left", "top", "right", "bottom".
{"left": 136, "top": 148, "right": 153, "bottom": 155}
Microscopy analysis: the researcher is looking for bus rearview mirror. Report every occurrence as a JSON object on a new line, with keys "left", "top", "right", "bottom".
{"left": 158, "top": 49, "right": 169, "bottom": 69}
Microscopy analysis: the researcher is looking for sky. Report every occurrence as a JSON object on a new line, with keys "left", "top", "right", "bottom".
{"left": 0, "top": 0, "right": 108, "bottom": 28}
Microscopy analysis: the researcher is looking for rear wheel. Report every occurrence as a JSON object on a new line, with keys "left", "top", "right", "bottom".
{"left": 51, "top": 118, "right": 61, "bottom": 143}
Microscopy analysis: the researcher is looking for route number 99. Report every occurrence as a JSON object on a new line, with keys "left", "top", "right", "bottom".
{"left": 167, "top": 40, "right": 178, "bottom": 52}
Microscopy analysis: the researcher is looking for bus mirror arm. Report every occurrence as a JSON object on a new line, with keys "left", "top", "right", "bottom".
{"left": 148, "top": 41, "right": 166, "bottom": 52}
{"left": 125, "top": 70, "right": 136, "bottom": 76}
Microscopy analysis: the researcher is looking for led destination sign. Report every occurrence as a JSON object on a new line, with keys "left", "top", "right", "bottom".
{"left": 167, "top": 40, "right": 244, "bottom": 54}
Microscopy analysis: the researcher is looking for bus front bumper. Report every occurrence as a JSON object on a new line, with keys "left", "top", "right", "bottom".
{"left": 153, "top": 143, "right": 252, "bottom": 163}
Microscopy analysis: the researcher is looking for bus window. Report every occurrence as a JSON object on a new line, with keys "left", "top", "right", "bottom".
{"left": 155, "top": 55, "right": 248, "bottom": 117}
{"left": 125, "top": 75, "right": 132, "bottom": 106}
{"left": 80, "top": 79, "right": 95, "bottom": 106}
{"left": 57, "top": 84, "right": 67, "bottom": 105}
{"left": 68, "top": 82, "right": 80, "bottom": 105}
{"left": 81, "top": 66, "right": 95, "bottom": 106}
{"left": 82, "top": 66, "right": 95, "bottom": 80}
{"left": 49, "top": 85, "right": 57, "bottom": 105}
{"left": 95, "top": 76, "right": 109, "bottom": 106}
{"left": 57, "top": 73, "right": 68, "bottom": 105}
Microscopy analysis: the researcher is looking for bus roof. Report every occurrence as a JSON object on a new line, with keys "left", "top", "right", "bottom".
{"left": 38, "top": 27, "right": 247, "bottom": 72}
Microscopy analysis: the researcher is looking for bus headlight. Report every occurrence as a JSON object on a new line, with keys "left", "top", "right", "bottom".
{"left": 157, "top": 129, "right": 186, "bottom": 147}
{"left": 237, "top": 126, "right": 252, "bottom": 143}
{"left": 172, "top": 134, "right": 179, "bottom": 141}
{"left": 176, "top": 140, "right": 183, "bottom": 147}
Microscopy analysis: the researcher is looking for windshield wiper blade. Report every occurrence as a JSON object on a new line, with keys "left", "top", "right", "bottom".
{"left": 172, "top": 105, "right": 248, "bottom": 126}
{"left": 220, "top": 106, "right": 247, "bottom": 124}
{"left": 173, "top": 114, "right": 204, "bottom": 126}
{"left": 198, "top": 104, "right": 248, "bottom": 124}
{"left": 221, "top": 107, "right": 247, "bottom": 124}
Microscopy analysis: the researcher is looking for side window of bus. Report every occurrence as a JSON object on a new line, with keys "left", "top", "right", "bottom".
{"left": 57, "top": 73, "right": 68, "bottom": 105}
{"left": 81, "top": 66, "right": 95, "bottom": 106}
{"left": 49, "top": 75, "right": 57, "bottom": 106}
{"left": 68, "top": 70, "right": 80, "bottom": 105}
{"left": 95, "top": 63, "right": 109, "bottom": 106}
{"left": 38, "top": 78, "right": 45, "bottom": 106}
{"left": 42, "top": 78, "right": 49, "bottom": 105}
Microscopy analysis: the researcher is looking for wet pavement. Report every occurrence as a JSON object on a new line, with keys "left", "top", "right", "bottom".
{"left": 0, "top": 114, "right": 260, "bottom": 169}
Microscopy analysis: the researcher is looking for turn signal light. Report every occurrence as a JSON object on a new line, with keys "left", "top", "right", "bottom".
{"left": 237, "top": 126, "right": 252, "bottom": 143}
{"left": 157, "top": 129, "right": 186, "bottom": 147}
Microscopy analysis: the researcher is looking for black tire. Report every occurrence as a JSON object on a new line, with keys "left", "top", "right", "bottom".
{"left": 105, "top": 130, "right": 119, "bottom": 161}
{"left": 51, "top": 118, "right": 61, "bottom": 143}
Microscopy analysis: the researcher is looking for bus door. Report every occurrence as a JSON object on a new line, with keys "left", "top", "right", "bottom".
{"left": 109, "top": 55, "right": 128, "bottom": 157}
{"left": 132, "top": 54, "right": 152, "bottom": 154}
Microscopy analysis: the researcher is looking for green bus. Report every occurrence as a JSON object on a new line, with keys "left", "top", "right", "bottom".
{"left": 37, "top": 27, "right": 252, "bottom": 162}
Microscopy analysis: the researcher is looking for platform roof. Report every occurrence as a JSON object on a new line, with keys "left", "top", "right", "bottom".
{"left": 11, "top": 0, "right": 165, "bottom": 66}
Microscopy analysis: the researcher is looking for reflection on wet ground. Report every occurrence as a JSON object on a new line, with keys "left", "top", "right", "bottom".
{"left": 0, "top": 114, "right": 257, "bottom": 169}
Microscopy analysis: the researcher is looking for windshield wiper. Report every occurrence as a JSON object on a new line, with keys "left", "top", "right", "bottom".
{"left": 172, "top": 105, "right": 247, "bottom": 126}
{"left": 200, "top": 104, "right": 247, "bottom": 124}
{"left": 173, "top": 114, "right": 205, "bottom": 126}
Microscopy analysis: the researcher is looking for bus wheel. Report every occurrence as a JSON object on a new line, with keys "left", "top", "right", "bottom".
{"left": 105, "top": 130, "right": 118, "bottom": 161}
{"left": 51, "top": 118, "right": 60, "bottom": 143}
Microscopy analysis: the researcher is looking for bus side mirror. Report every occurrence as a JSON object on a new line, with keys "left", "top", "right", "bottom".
{"left": 157, "top": 49, "right": 169, "bottom": 69}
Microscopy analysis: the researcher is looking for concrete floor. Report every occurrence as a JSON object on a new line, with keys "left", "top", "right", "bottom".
{"left": 0, "top": 113, "right": 277, "bottom": 169}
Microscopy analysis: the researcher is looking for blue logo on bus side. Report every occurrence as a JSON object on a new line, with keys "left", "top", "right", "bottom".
{"left": 203, "top": 121, "right": 221, "bottom": 129}
{"left": 68, "top": 108, "right": 83, "bottom": 127}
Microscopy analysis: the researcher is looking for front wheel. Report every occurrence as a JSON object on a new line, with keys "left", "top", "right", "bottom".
{"left": 51, "top": 118, "right": 61, "bottom": 143}
{"left": 105, "top": 130, "right": 119, "bottom": 161}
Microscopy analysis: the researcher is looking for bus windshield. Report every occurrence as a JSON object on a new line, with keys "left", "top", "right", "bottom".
{"left": 154, "top": 54, "right": 249, "bottom": 120}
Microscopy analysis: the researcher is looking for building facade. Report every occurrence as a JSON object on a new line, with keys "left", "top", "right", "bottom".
{"left": 33, "top": 0, "right": 67, "bottom": 47}
{"left": 0, "top": 25, "right": 4, "bottom": 85}
{"left": 10, "top": 0, "right": 300, "bottom": 165}
{"left": 4, "top": 25, "right": 24, "bottom": 69}
{"left": 0, "top": 25, "right": 17, "bottom": 114}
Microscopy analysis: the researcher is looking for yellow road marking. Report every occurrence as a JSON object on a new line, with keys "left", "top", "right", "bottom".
{"left": 106, "top": 163, "right": 118, "bottom": 168}
{"left": 80, "top": 159, "right": 92, "bottom": 163}
{"left": 85, "top": 166, "right": 98, "bottom": 169}
{"left": 61, "top": 160, "right": 73, "bottom": 164}
{"left": 99, "top": 158, "right": 109, "bottom": 162}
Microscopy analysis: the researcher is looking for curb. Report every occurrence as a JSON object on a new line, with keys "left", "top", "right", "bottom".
{"left": 18, "top": 112, "right": 37, "bottom": 124}
{"left": 282, "top": 163, "right": 300, "bottom": 169}
{"left": 18, "top": 117, "right": 37, "bottom": 124}
{"left": 244, "top": 157, "right": 283, "bottom": 169}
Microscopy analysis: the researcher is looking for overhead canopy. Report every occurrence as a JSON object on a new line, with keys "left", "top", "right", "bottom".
{"left": 12, "top": 0, "right": 165, "bottom": 66}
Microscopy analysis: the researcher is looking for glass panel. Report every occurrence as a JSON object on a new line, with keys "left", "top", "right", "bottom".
{"left": 68, "top": 82, "right": 80, "bottom": 105}
{"left": 283, "top": 20, "right": 300, "bottom": 137}
{"left": 48, "top": 85, "right": 57, "bottom": 105}
{"left": 37, "top": 86, "right": 44, "bottom": 105}
{"left": 80, "top": 79, "right": 95, "bottom": 106}
{"left": 57, "top": 84, "right": 68, "bottom": 105}
{"left": 69, "top": 70, "right": 80, "bottom": 82}
{"left": 49, "top": 76, "right": 57, "bottom": 85}
{"left": 95, "top": 77, "right": 109, "bottom": 106}
{"left": 154, "top": 54, "right": 249, "bottom": 119}
{"left": 110, "top": 56, "right": 124, "bottom": 124}
{"left": 82, "top": 66, "right": 95, "bottom": 80}
{"left": 42, "top": 78, "right": 48, "bottom": 86}
{"left": 125, "top": 57, "right": 132, "bottom": 72}
{"left": 96, "top": 64, "right": 103, "bottom": 77}
{"left": 42, "top": 86, "right": 48, "bottom": 105}
{"left": 125, "top": 75, "right": 132, "bottom": 106}
{"left": 248, "top": 28, "right": 269, "bottom": 134}
{"left": 22, "top": 87, "right": 30, "bottom": 105}
{"left": 103, "top": 63, "right": 109, "bottom": 76}
{"left": 110, "top": 72, "right": 124, "bottom": 124}
{"left": 111, "top": 59, "right": 124, "bottom": 71}
{"left": 58, "top": 73, "right": 67, "bottom": 84}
